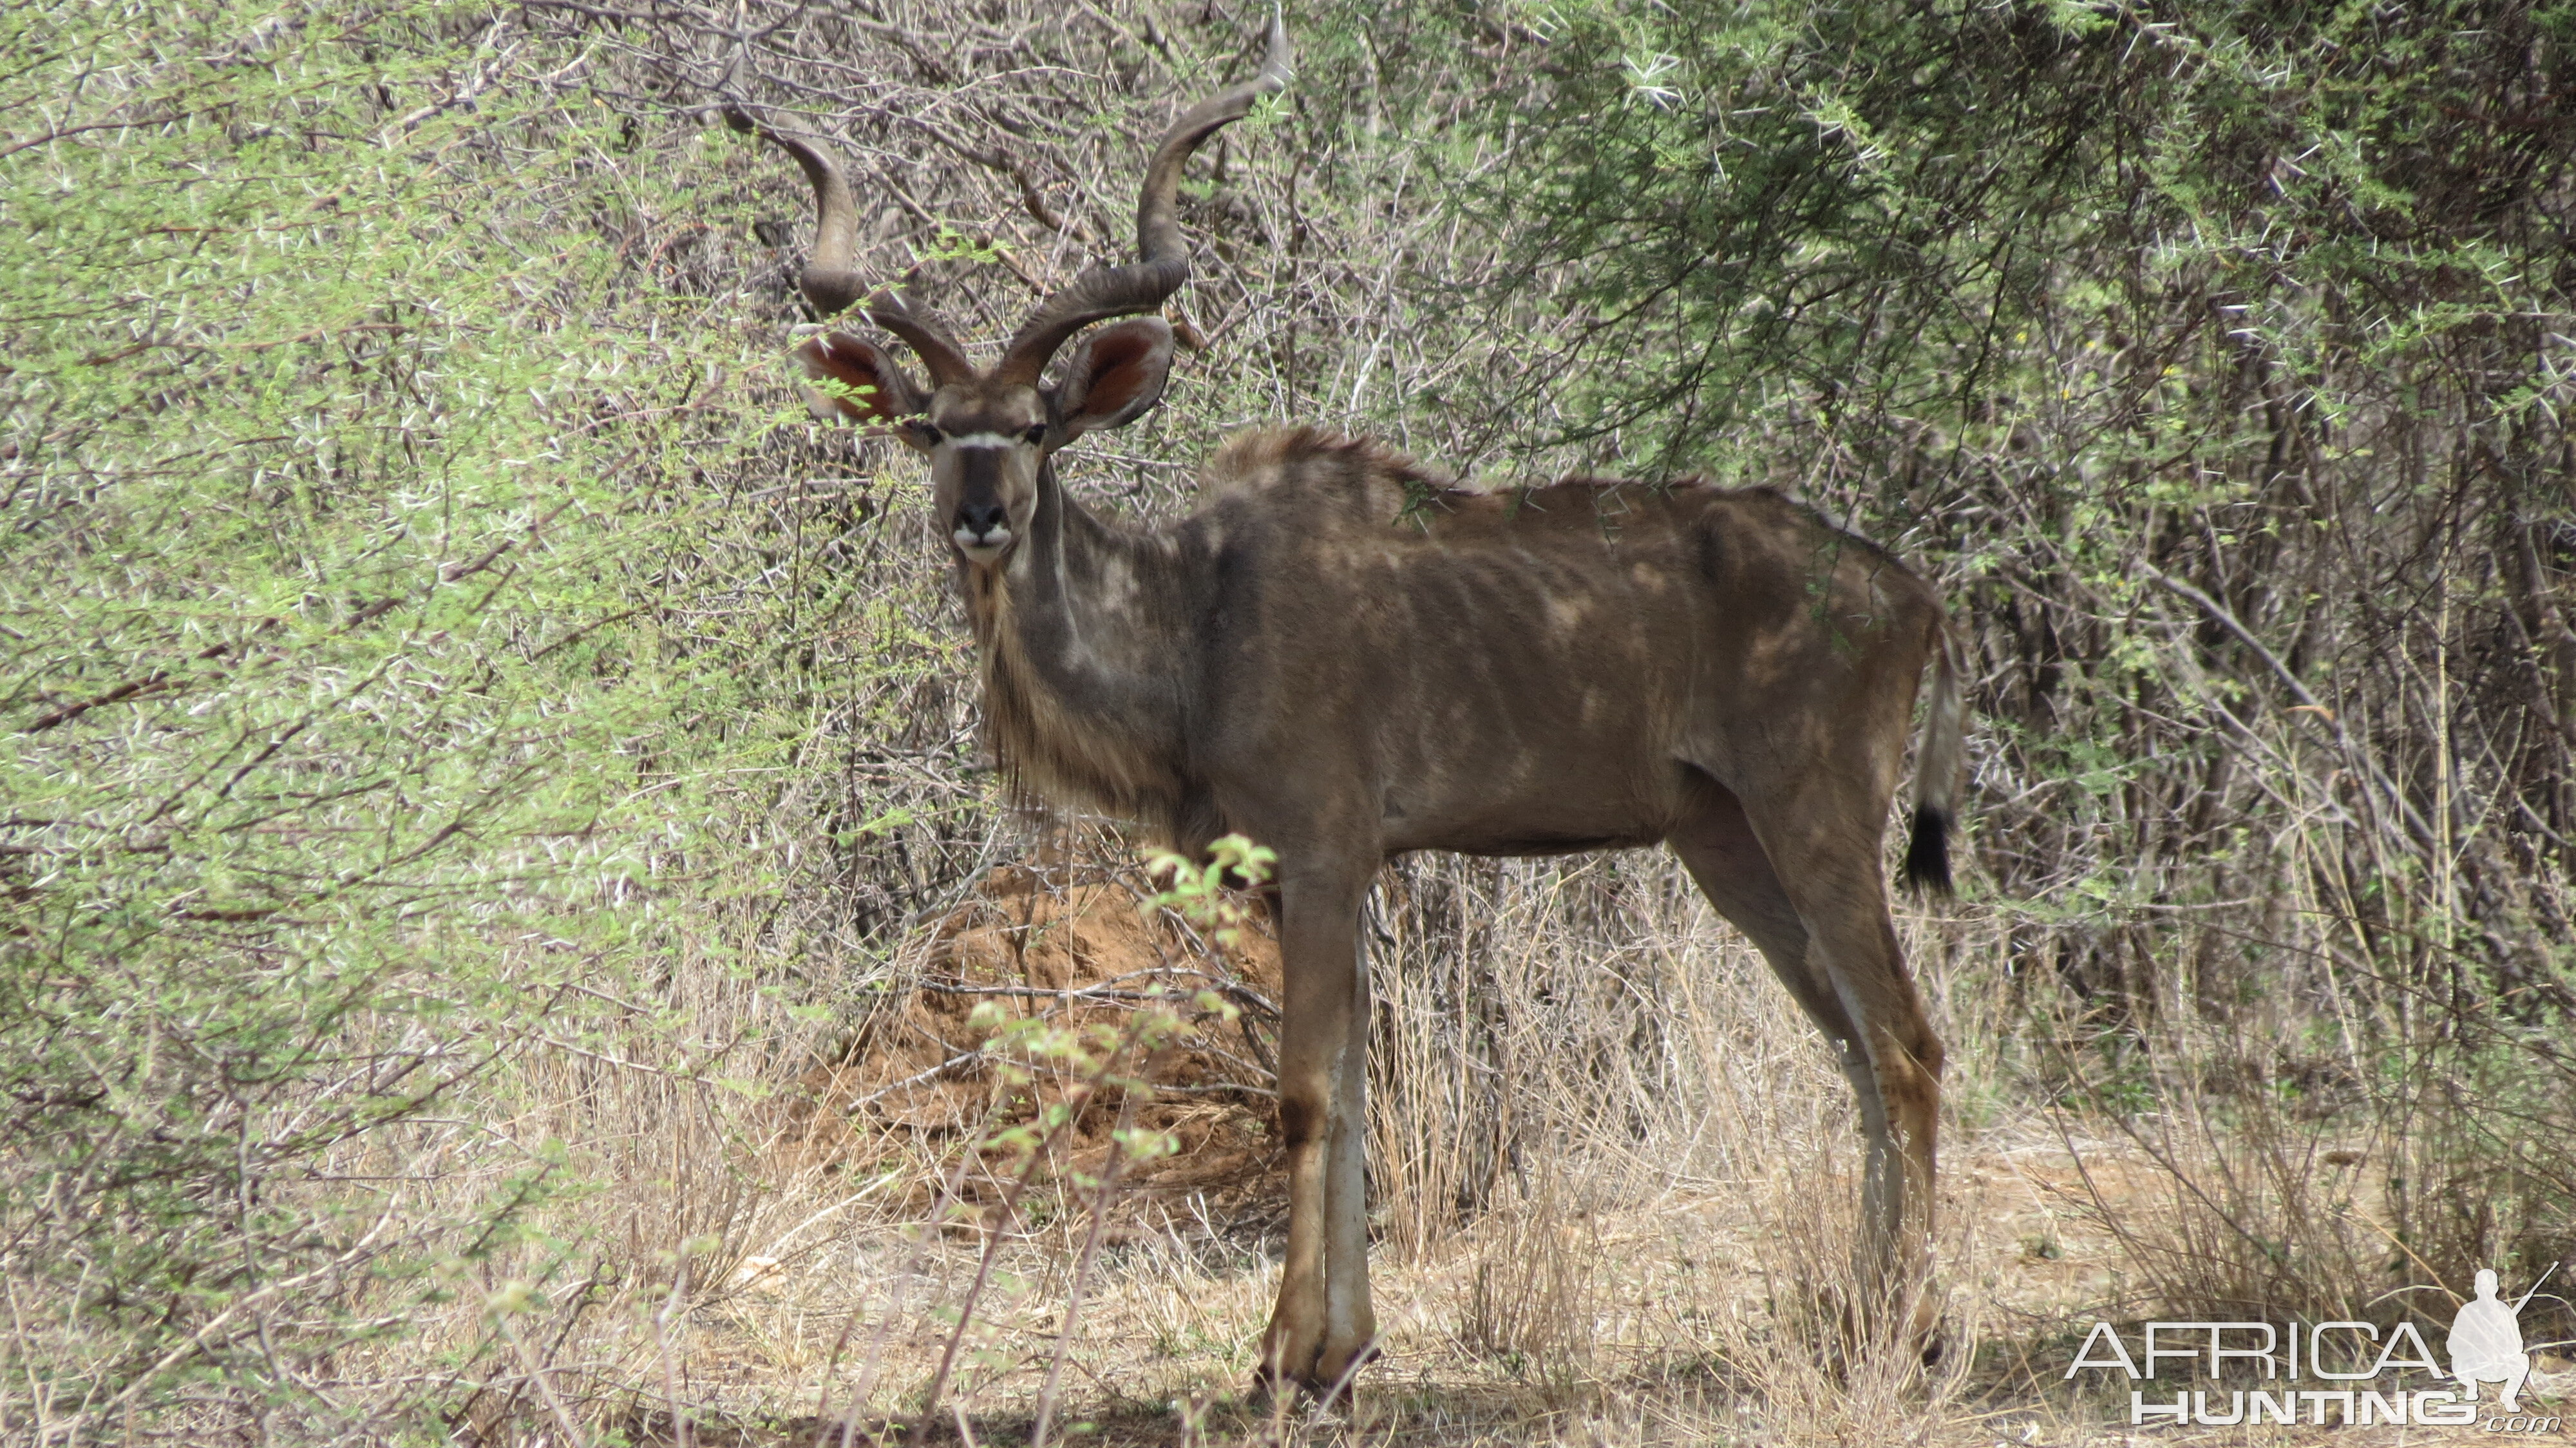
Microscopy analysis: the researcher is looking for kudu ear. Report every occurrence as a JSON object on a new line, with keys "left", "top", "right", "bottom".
{"left": 1052, "top": 318, "right": 1175, "bottom": 439}
{"left": 795, "top": 333, "right": 932, "bottom": 446}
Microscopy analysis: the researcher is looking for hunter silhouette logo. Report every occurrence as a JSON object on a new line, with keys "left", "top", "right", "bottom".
{"left": 2066, "top": 1264, "right": 2564, "bottom": 1431}
{"left": 2452, "top": 1266, "right": 2548, "bottom": 1415}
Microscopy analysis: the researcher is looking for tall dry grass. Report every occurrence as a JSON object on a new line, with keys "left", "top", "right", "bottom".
{"left": 563, "top": 857, "right": 2005, "bottom": 1445}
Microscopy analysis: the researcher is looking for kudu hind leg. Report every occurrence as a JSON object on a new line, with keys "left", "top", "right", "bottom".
{"left": 1258, "top": 862, "right": 1378, "bottom": 1393}
{"left": 1670, "top": 798, "right": 1893, "bottom": 1300}
{"left": 1678, "top": 781, "right": 1944, "bottom": 1353}
{"left": 1669, "top": 790, "right": 1860, "bottom": 1045}
{"left": 1776, "top": 843, "right": 1944, "bottom": 1351}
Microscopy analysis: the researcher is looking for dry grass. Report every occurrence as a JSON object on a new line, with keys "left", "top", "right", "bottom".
{"left": 450, "top": 846, "right": 2553, "bottom": 1447}
{"left": 412, "top": 852, "right": 2037, "bottom": 1447}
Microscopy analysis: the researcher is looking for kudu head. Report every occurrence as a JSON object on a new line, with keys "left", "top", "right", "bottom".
{"left": 728, "top": 24, "right": 1290, "bottom": 566}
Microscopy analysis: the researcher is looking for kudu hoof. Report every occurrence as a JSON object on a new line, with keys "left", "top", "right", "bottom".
{"left": 1251, "top": 1335, "right": 1379, "bottom": 1409}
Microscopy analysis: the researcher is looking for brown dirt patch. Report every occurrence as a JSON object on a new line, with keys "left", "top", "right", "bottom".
{"left": 784, "top": 860, "right": 1287, "bottom": 1210}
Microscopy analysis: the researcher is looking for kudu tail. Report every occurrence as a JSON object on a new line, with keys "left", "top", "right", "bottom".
{"left": 1902, "top": 617, "right": 1965, "bottom": 895}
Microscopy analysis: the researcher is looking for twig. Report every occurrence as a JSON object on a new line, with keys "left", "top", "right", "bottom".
{"left": 23, "top": 671, "right": 181, "bottom": 732}
{"left": 2138, "top": 560, "right": 2441, "bottom": 851}
{"left": 655, "top": 1258, "right": 694, "bottom": 1448}
{"left": 500, "top": 1314, "right": 591, "bottom": 1447}
{"left": 1029, "top": 1052, "right": 1151, "bottom": 1448}
{"left": 904, "top": 1034, "right": 1141, "bottom": 1448}
{"left": 851, "top": 1047, "right": 985, "bottom": 1107}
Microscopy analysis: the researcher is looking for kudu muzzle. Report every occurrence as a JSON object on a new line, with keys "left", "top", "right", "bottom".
{"left": 947, "top": 446, "right": 1019, "bottom": 562}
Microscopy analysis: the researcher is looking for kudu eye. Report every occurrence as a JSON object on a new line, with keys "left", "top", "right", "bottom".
{"left": 907, "top": 419, "right": 943, "bottom": 446}
{"left": 1022, "top": 424, "right": 1048, "bottom": 446}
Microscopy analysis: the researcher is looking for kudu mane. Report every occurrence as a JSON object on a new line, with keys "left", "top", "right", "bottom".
{"left": 959, "top": 514, "right": 1196, "bottom": 845}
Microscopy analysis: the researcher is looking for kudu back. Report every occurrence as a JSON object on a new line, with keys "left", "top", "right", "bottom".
{"left": 734, "top": 23, "right": 1966, "bottom": 1392}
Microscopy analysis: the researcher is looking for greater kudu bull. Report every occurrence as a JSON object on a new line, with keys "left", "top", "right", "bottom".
{"left": 732, "top": 22, "right": 1966, "bottom": 1393}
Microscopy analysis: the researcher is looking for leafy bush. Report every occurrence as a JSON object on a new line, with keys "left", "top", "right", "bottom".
{"left": 1421, "top": 0, "right": 2575, "bottom": 1333}
{"left": 0, "top": 0, "right": 777, "bottom": 1429}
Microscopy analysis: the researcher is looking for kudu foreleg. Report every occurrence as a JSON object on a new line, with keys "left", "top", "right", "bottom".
{"left": 1258, "top": 862, "right": 1378, "bottom": 1393}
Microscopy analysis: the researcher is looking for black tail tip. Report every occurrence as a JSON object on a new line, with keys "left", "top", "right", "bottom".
{"left": 1902, "top": 806, "right": 1953, "bottom": 895}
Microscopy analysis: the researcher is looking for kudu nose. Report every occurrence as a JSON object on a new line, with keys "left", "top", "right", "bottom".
{"left": 954, "top": 499, "right": 1011, "bottom": 553}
